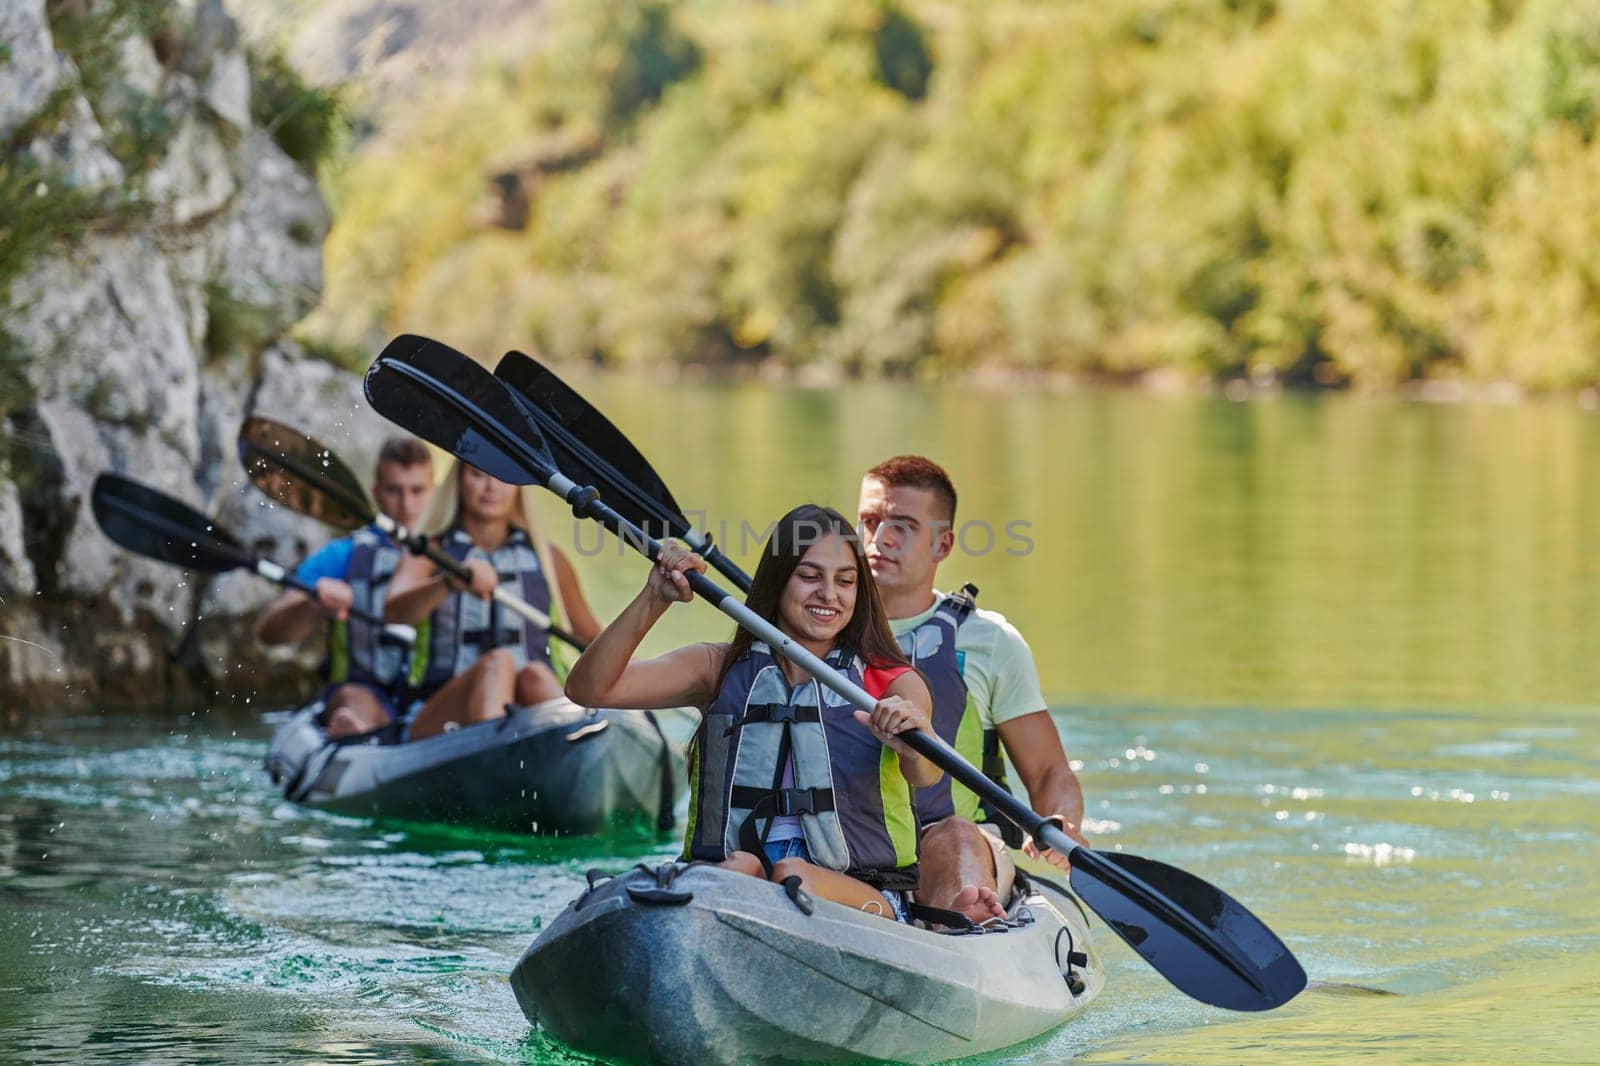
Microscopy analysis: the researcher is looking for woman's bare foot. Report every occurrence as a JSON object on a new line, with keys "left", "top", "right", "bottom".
{"left": 949, "top": 884, "right": 1007, "bottom": 924}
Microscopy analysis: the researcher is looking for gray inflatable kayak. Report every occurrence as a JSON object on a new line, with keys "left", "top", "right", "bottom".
{"left": 511, "top": 862, "right": 1103, "bottom": 1064}
{"left": 263, "top": 698, "right": 689, "bottom": 836}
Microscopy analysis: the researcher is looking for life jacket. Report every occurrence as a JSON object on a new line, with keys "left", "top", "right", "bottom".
{"left": 327, "top": 526, "right": 411, "bottom": 689}
{"left": 900, "top": 584, "right": 1025, "bottom": 846}
{"left": 408, "top": 526, "right": 555, "bottom": 691}
{"left": 684, "top": 643, "right": 920, "bottom": 891}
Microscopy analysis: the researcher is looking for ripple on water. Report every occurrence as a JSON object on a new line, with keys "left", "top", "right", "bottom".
{"left": 2, "top": 702, "right": 1595, "bottom": 1064}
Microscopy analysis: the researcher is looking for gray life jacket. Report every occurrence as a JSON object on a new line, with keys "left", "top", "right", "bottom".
{"left": 412, "top": 526, "right": 553, "bottom": 691}
{"left": 327, "top": 526, "right": 410, "bottom": 689}
{"left": 685, "top": 643, "right": 921, "bottom": 891}
{"left": 899, "top": 584, "right": 1024, "bottom": 846}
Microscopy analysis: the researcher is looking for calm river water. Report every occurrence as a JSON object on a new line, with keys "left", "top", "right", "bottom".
{"left": 3, "top": 384, "right": 1597, "bottom": 1063}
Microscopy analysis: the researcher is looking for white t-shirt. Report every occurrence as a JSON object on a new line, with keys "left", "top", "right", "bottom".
{"left": 890, "top": 592, "right": 1047, "bottom": 729}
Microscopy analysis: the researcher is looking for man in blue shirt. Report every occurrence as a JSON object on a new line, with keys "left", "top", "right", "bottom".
{"left": 256, "top": 437, "right": 435, "bottom": 737}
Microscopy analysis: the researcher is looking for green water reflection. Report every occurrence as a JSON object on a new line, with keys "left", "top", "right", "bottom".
{"left": 562, "top": 383, "right": 1600, "bottom": 711}
{"left": 3, "top": 386, "right": 1598, "bottom": 1063}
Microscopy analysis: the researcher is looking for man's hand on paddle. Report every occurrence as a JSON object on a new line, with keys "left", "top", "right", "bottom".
{"left": 1022, "top": 816, "right": 1090, "bottom": 870}
{"left": 646, "top": 541, "right": 706, "bottom": 605}
{"left": 314, "top": 578, "right": 354, "bottom": 621}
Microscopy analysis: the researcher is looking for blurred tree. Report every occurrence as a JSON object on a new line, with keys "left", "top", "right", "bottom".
{"left": 305, "top": 0, "right": 1600, "bottom": 390}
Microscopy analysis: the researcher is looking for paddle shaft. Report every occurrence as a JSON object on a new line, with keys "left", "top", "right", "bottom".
{"left": 682, "top": 530, "right": 751, "bottom": 593}
{"left": 95, "top": 477, "right": 408, "bottom": 638}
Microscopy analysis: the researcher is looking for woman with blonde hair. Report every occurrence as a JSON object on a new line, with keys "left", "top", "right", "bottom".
{"left": 386, "top": 460, "right": 601, "bottom": 739}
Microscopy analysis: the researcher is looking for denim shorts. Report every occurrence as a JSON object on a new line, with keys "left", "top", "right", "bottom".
{"left": 762, "top": 836, "right": 910, "bottom": 923}
{"left": 763, "top": 836, "right": 810, "bottom": 866}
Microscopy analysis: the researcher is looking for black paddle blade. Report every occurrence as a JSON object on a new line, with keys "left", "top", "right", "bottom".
{"left": 237, "top": 417, "right": 372, "bottom": 531}
{"left": 494, "top": 350, "right": 687, "bottom": 536}
{"left": 91, "top": 473, "right": 251, "bottom": 574}
{"left": 1069, "top": 848, "right": 1307, "bottom": 1011}
{"left": 364, "top": 335, "right": 554, "bottom": 487}
{"left": 495, "top": 349, "right": 754, "bottom": 591}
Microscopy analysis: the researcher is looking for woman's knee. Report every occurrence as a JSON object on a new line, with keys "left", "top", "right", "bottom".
{"left": 471, "top": 650, "right": 518, "bottom": 697}
{"left": 515, "top": 662, "right": 562, "bottom": 704}
{"left": 325, "top": 707, "right": 362, "bottom": 737}
{"left": 720, "top": 852, "right": 765, "bottom": 878}
{"left": 769, "top": 857, "right": 813, "bottom": 885}
{"left": 479, "top": 648, "right": 517, "bottom": 678}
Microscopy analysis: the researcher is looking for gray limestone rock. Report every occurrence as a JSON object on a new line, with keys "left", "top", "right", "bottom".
{"left": 142, "top": 111, "right": 238, "bottom": 225}
{"left": 10, "top": 234, "right": 203, "bottom": 463}
{"left": 116, "top": 33, "right": 166, "bottom": 97}
{"left": 0, "top": 0, "right": 337, "bottom": 710}
{"left": 202, "top": 49, "right": 252, "bottom": 130}
{"left": 213, "top": 344, "right": 393, "bottom": 566}
{"left": 0, "top": 0, "right": 61, "bottom": 140}
{"left": 0, "top": 608, "right": 85, "bottom": 708}
{"left": 0, "top": 476, "right": 36, "bottom": 599}
{"left": 249, "top": 343, "right": 391, "bottom": 457}
{"left": 202, "top": 352, "right": 335, "bottom": 570}
{"left": 215, "top": 132, "right": 328, "bottom": 327}
{"left": 26, "top": 93, "right": 126, "bottom": 192}
{"left": 171, "top": 0, "right": 239, "bottom": 79}
{"left": 165, "top": 226, "right": 230, "bottom": 351}
{"left": 30, "top": 398, "right": 200, "bottom": 633}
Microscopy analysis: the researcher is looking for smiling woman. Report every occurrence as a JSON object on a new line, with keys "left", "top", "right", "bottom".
{"left": 562, "top": 503, "right": 938, "bottom": 919}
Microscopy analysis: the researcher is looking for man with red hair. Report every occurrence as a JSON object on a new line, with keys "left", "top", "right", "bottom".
{"left": 858, "top": 455, "right": 1087, "bottom": 923}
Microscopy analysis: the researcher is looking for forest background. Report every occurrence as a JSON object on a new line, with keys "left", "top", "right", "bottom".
{"left": 291, "top": 0, "right": 1600, "bottom": 393}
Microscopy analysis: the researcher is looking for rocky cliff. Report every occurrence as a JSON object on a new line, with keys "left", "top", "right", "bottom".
{"left": 0, "top": 0, "right": 392, "bottom": 717}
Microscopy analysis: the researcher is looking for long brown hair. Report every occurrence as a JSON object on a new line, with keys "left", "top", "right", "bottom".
{"left": 715, "top": 504, "right": 909, "bottom": 694}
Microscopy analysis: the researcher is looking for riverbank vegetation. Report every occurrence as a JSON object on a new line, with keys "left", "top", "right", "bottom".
{"left": 310, "top": 0, "right": 1600, "bottom": 389}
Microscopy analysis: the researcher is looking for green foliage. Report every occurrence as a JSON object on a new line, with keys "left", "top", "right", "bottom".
{"left": 292, "top": 332, "right": 369, "bottom": 372}
{"left": 604, "top": 1, "right": 702, "bottom": 126}
{"left": 46, "top": 0, "right": 169, "bottom": 101}
{"left": 534, "top": 0, "right": 700, "bottom": 132}
{"left": 309, "top": 0, "right": 1600, "bottom": 389}
{"left": 29, "top": 0, "right": 182, "bottom": 177}
{"left": 103, "top": 90, "right": 177, "bottom": 176}
{"left": 202, "top": 282, "right": 274, "bottom": 364}
{"left": 873, "top": 3, "right": 933, "bottom": 101}
{"left": 0, "top": 165, "right": 108, "bottom": 297}
{"left": 249, "top": 49, "right": 346, "bottom": 170}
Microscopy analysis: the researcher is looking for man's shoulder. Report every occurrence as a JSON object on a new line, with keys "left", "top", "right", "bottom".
{"left": 959, "top": 603, "right": 1031, "bottom": 649}
{"left": 312, "top": 530, "right": 355, "bottom": 549}
{"left": 295, "top": 534, "right": 360, "bottom": 584}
